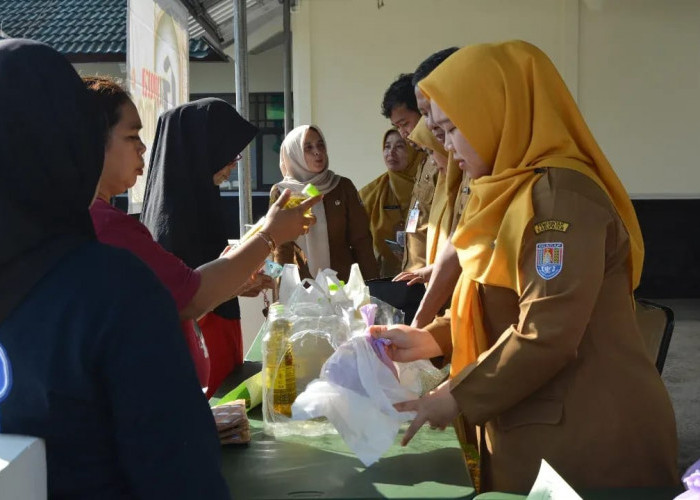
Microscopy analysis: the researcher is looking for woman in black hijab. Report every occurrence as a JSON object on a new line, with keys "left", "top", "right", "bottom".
{"left": 0, "top": 40, "right": 230, "bottom": 498}
{"left": 141, "top": 99, "right": 262, "bottom": 396}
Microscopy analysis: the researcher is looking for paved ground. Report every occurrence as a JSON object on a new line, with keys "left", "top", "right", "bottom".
{"left": 656, "top": 298, "right": 700, "bottom": 475}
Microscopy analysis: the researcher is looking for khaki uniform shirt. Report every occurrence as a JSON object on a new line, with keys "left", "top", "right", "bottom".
{"left": 432, "top": 169, "right": 678, "bottom": 492}
{"left": 402, "top": 153, "right": 438, "bottom": 271}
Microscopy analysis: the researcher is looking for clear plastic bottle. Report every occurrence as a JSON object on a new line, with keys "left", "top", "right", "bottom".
{"left": 262, "top": 303, "right": 297, "bottom": 434}
{"left": 284, "top": 183, "right": 319, "bottom": 217}
{"left": 238, "top": 183, "right": 319, "bottom": 245}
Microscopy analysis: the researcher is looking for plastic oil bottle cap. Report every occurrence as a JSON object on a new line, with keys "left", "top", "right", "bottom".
{"left": 302, "top": 183, "right": 320, "bottom": 197}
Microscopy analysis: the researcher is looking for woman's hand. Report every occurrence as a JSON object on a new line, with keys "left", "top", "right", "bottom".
{"left": 236, "top": 272, "right": 274, "bottom": 297}
{"left": 263, "top": 189, "right": 321, "bottom": 244}
{"left": 394, "top": 380, "right": 460, "bottom": 446}
{"left": 368, "top": 324, "right": 443, "bottom": 362}
{"left": 219, "top": 244, "right": 234, "bottom": 257}
{"left": 393, "top": 265, "right": 433, "bottom": 286}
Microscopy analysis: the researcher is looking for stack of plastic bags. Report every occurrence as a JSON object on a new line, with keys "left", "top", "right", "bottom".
{"left": 292, "top": 303, "right": 424, "bottom": 465}
{"left": 263, "top": 263, "right": 444, "bottom": 465}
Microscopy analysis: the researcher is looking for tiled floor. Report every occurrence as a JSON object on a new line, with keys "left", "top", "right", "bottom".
{"left": 655, "top": 298, "right": 700, "bottom": 474}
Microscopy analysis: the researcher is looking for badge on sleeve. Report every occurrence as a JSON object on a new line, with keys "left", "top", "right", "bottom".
{"left": 535, "top": 242, "right": 564, "bottom": 280}
{"left": 534, "top": 219, "right": 570, "bottom": 234}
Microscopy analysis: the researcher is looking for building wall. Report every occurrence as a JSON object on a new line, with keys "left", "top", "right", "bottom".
{"left": 73, "top": 44, "right": 284, "bottom": 94}
{"left": 578, "top": 0, "right": 700, "bottom": 198}
{"left": 189, "top": 44, "right": 284, "bottom": 94}
{"left": 291, "top": 0, "right": 700, "bottom": 198}
{"left": 74, "top": 0, "right": 700, "bottom": 198}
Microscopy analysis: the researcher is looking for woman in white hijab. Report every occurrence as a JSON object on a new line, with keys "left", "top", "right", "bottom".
{"left": 271, "top": 125, "right": 378, "bottom": 282}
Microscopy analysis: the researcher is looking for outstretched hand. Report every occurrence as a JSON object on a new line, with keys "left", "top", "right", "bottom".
{"left": 394, "top": 381, "right": 459, "bottom": 446}
{"left": 236, "top": 272, "right": 274, "bottom": 297}
{"left": 368, "top": 324, "right": 443, "bottom": 363}
{"left": 263, "top": 189, "right": 322, "bottom": 244}
{"left": 393, "top": 265, "right": 433, "bottom": 286}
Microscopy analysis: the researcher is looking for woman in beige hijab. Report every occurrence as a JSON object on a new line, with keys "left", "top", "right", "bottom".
{"left": 271, "top": 125, "right": 378, "bottom": 282}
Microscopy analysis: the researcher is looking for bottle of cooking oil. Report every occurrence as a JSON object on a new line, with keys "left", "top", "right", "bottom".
{"left": 239, "top": 184, "right": 319, "bottom": 245}
{"left": 284, "top": 183, "right": 319, "bottom": 217}
{"left": 262, "top": 303, "right": 297, "bottom": 434}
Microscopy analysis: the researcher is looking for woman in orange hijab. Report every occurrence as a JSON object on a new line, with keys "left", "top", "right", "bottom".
{"left": 360, "top": 129, "right": 421, "bottom": 276}
{"left": 392, "top": 117, "right": 463, "bottom": 286}
{"left": 371, "top": 41, "right": 677, "bottom": 492}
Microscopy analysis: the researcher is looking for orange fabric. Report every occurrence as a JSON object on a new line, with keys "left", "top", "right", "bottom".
{"left": 360, "top": 129, "right": 420, "bottom": 268}
{"left": 408, "top": 117, "right": 462, "bottom": 264}
{"left": 198, "top": 313, "right": 243, "bottom": 398}
{"left": 419, "top": 41, "right": 644, "bottom": 376}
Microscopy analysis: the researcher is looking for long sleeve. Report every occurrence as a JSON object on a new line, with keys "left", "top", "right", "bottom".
{"left": 343, "top": 179, "right": 380, "bottom": 279}
{"left": 424, "top": 312, "right": 452, "bottom": 368}
{"left": 450, "top": 176, "right": 613, "bottom": 426}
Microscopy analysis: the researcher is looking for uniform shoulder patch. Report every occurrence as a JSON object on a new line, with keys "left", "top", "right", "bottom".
{"left": 534, "top": 219, "right": 570, "bottom": 234}
{"left": 535, "top": 242, "right": 564, "bottom": 280}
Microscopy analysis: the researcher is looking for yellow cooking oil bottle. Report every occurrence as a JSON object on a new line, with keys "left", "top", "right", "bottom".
{"left": 262, "top": 303, "right": 297, "bottom": 433}
{"left": 284, "top": 183, "right": 320, "bottom": 217}
{"left": 239, "top": 183, "right": 319, "bottom": 244}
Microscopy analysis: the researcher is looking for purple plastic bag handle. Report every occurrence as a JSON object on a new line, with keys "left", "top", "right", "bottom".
{"left": 361, "top": 303, "right": 399, "bottom": 380}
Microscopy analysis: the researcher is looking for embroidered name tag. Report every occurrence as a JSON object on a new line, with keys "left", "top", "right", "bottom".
{"left": 536, "top": 242, "right": 564, "bottom": 280}
{"left": 534, "top": 220, "right": 570, "bottom": 234}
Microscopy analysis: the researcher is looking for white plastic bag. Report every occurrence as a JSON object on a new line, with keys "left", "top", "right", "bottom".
{"left": 315, "top": 268, "right": 351, "bottom": 305}
{"left": 345, "top": 263, "right": 370, "bottom": 309}
{"left": 287, "top": 278, "right": 335, "bottom": 316}
{"left": 291, "top": 304, "right": 418, "bottom": 466}
{"left": 278, "top": 264, "right": 301, "bottom": 304}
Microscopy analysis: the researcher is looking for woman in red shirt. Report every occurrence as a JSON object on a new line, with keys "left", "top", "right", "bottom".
{"left": 85, "top": 77, "right": 318, "bottom": 395}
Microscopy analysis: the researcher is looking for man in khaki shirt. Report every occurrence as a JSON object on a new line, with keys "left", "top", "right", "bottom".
{"left": 381, "top": 73, "right": 437, "bottom": 272}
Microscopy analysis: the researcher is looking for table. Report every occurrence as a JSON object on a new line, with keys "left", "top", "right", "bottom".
{"left": 474, "top": 486, "right": 684, "bottom": 500}
{"left": 213, "top": 362, "right": 475, "bottom": 499}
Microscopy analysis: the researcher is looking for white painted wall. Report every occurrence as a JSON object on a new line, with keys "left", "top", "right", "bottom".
{"left": 291, "top": 0, "right": 700, "bottom": 197}
{"left": 75, "top": 0, "right": 700, "bottom": 198}
{"left": 190, "top": 44, "right": 284, "bottom": 94}
{"left": 578, "top": 0, "right": 700, "bottom": 197}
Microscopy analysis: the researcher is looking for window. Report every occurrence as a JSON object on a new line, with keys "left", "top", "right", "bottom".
{"left": 190, "top": 92, "right": 289, "bottom": 192}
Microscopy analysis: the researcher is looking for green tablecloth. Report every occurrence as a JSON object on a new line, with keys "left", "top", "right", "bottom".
{"left": 473, "top": 486, "right": 683, "bottom": 499}
{"left": 214, "top": 362, "right": 475, "bottom": 499}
